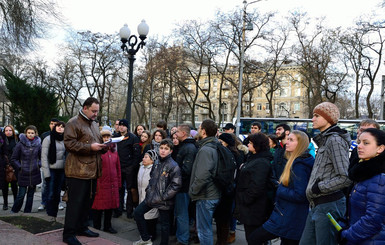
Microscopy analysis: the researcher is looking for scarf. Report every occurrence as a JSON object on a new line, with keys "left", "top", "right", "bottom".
{"left": 349, "top": 151, "right": 385, "bottom": 182}
{"left": 152, "top": 139, "right": 160, "bottom": 154}
{"left": 48, "top": 126, "right": 64, "bottom": 164}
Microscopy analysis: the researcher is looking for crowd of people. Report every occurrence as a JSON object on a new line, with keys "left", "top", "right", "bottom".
{"left": 1, "top": 98, "right": 385, "bottom": 245}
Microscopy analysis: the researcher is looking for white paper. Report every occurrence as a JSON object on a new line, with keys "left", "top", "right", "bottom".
{"left": 104, "top": 136, "right": 124, "bottom": 144}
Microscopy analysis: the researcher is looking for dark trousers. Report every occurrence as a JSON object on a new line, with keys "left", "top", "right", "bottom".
{"left": 46, "top": 169, "right": 65, "bottom": 217}
{"left": 118, "top": 166, "right": 136, "bottom": 215}
{"left": 248, "top": 226, "right": 299, "bottom": 245}
{"left": 2, "top": 180, "right": 18, "bottom": 205}
{"left": 63, "top": 178, "right": 96, "bottom": 239}
{"left": 11, "top": 185, "right": 35, "bottom": 213}
{"left": 146, "top": 218, "right": 158, "bottom": 240}
{"left": 134, "top": 201, "right": 170, "bottom": 245}
{"left": 92, "top": 209, "right": 113, "bottom": 230}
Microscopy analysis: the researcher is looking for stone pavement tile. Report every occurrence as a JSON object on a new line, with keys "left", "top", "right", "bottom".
{"left": 0, "top": 220, "right": 45, "bottom": 245}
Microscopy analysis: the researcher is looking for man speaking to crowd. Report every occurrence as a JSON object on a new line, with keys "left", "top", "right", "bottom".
{"left": 62, "top": 97, "right": 107, "bottom": 245}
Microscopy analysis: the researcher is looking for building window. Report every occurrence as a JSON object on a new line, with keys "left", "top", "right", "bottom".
{"left": 172, "top": 114, "right": 176, "bottom": 120}
{"left": 195, "top": 115, "right": 198, "bottom": 121}
{"left": 279, "top": 102, "right": 287, "bottom": 111}
{"left": 280, "top": 88, "right": 288, "bottom": 97}
{"left": 257, "top": 103, "right": 262, "bottom": 111}
{"left": 294, "top": 102, "right": 300, "bottom": 111}
{"left": 295, "top": 88, "right": 301, "bottom": 96}
{"left": 265, "top": 103, "right": 270, "bottom": 110}
{"left": 257, "top": 89, "right": 262, "bottom": 97}
{"left": 246, "top": 105, "right": 250, "bottom": 111}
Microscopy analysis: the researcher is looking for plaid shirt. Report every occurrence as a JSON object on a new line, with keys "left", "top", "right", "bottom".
{"left": 306, "top": 125, "right": 352, "bottom": 204}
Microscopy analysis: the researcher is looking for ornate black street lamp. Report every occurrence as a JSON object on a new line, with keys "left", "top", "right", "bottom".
{"left": 119, "top": 20, "right": 149, "bottom": 129}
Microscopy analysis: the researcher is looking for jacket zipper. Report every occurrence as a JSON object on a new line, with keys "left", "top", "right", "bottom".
{"left": 275, "top": 203, "right": 284, "bottom": 216}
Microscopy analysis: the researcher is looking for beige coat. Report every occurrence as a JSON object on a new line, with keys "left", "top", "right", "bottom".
{"left": 137, "top": 162, "right": 159, "bottom": 220}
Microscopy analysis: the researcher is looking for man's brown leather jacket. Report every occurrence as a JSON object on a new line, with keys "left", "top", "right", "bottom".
{"left": 64, "top": 112, "right": 103, "bottom": 179}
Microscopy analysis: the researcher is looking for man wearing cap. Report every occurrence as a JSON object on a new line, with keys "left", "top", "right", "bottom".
{"left": 223, "top": 123, "right": 236, "bottom": 134}
{"left": 115, "top": 119, "right": 141, "bottom": 218}
{"left": 300, "top": 102, "right": 352, "bottom": 245}
{"left": 63, "top": 97, "right": 107, "bottom": 245}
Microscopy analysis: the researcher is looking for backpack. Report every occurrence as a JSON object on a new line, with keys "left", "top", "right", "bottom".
{"left": 209, "top": 142, "right": 237, "bottom": 196}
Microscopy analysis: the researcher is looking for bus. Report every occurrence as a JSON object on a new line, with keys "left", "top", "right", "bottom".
{"left": 234, "top": 117, "right": 385, "bottom": 141}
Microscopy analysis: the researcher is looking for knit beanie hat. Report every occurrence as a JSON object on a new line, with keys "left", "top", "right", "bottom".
{"left": 219, "top": 133, "right": 235, "bottom": 147}
{"left": 313, "top": 102, "right": 340, "bottom": 125}
{"left": 145, "top": 149, "right": 158, "bottom": 162}
{"left": 100, "top": 126, "right": 112, "bottom": 136}
{"left": 119, "top": 119, "right": 129, "bottom": 128}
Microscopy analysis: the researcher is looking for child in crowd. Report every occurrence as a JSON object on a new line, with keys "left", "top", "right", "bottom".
{"left": 137, "top": 150, "right": 159, "bottom": 241}
{"left": 133, "top": 139, "right": 181, "bottom": 245}
{"left": 91, "top": 127, "right": 121, "bottom": 233}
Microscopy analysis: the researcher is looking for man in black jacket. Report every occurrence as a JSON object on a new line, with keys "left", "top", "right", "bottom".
{"left": 271, "top": 123, "right": 291, "bottom": 184}
{"left": 115, "top": 119, "right": 141, "bottom": 218}
{"left": 174, "top": 124, "right": 198, "bottom": 245}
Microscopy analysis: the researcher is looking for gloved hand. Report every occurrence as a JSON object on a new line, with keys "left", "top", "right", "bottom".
{"left": 337, "top": 229, "right": 347, "bottom": 245}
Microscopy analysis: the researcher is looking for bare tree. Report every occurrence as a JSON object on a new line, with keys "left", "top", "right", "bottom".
{"left": 290, "top": 12, "right": 349, "bottom": 117}
{"left": 356, "top": 21, "right": 385, "bottom": 118}
{"left": 0, "top": 0, "right": 61, "bottom": 51}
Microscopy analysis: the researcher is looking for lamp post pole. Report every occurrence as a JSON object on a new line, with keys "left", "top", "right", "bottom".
{"left": 119, "top": 20, "right": 149, "bottom": 130}
{"left": 235, "top": 0, "right": 263, "bottom": 137}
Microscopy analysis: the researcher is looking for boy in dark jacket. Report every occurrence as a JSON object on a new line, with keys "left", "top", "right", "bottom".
{"left": 133, "top": 139, "right": 181, "bottom": 245}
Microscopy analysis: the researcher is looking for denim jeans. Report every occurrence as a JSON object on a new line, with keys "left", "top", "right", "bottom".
{"left": 41, "top": 170, "right": 48, "bottom": 206}
{"left": 134, "top": 201, "right": 170, "bottom": 245}
{"left": 46, "top": 169, "right": 65, "bottom": 217}
{"left": 12, "top": 185, "right": 36, "bottom": 213}
{"left": 196, "top": 199, "right": 219, "bottom": 245}
{"left": 299, "top": 197, "right": 346, "bottom": 245}
{"left": 174, "top": 192, "right": 190, "bottom": 244}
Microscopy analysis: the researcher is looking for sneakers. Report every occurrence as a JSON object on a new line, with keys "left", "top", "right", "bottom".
{"left": 38, "top": 205, "right": 45, "bottom": 211}
{"left": 59, "top": 204, "right": 64, "bottom": 210}
{"left": 133, "top": 238, "right": 153, "bottom": 245}
{"left": 227, "top": 231, "right": 236, "bottom": 243}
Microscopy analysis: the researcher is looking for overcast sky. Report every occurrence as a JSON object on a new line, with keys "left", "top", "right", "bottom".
{"left": 57, "top": 0, "right": 383, "bottom": 35}
{"left": 35, "top": 0, "right": 384, "bottom": 62}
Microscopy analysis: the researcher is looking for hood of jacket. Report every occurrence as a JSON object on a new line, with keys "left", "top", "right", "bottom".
{"left": 198, "top": 136, "right": 218, "bottom": 147}
{"left": 294, "top": 152, "right": 315, "bottom": 169}
{"left": 313, "top": 125, "right": 351, "bottom": 148}
{"left": 180, "top": 137, "right": 198, "bottom": 146}
{"left": 237, "top": 144, "right": 249, "bottom": 155}
{"left": 19, "top": 133, "right": 41, "bottom": 147}
{"left": 349, "top": 150, "right": 385, "bottom": 182}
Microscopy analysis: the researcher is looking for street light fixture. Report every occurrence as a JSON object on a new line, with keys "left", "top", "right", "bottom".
{"left": 119, "top": 20, "right": 149, "bottom": 130}
{"left": 235, "top": 0, "right": 264, "bottom": 137}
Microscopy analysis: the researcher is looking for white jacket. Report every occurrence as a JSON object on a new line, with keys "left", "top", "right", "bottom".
{"left": 41, "top": 137, "right": 66, "bottom": 178}
{"left": 138, "top": 162, "right": 159, "bottom": 219}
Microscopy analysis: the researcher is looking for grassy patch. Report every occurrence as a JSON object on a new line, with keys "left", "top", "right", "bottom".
{"left": 0, "top": 216, "right": 63, "bottom": 234}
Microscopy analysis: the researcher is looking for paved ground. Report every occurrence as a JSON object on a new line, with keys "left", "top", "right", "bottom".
{"left": 0, "top": 187, "right": 280, "bottom": 244}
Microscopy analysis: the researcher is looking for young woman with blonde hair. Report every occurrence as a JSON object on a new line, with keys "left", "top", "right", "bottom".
{"left": 248, "top": 130, "right": 315, "bottom": 245}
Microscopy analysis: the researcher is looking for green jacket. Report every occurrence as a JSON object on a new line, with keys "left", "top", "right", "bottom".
{"left": 189, "top": 136, "right": 221, "bottom": 201}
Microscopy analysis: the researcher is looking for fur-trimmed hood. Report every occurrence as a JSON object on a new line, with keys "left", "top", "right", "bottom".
{"left": 237, "top": 144, "right": 249, "bottom": 155}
